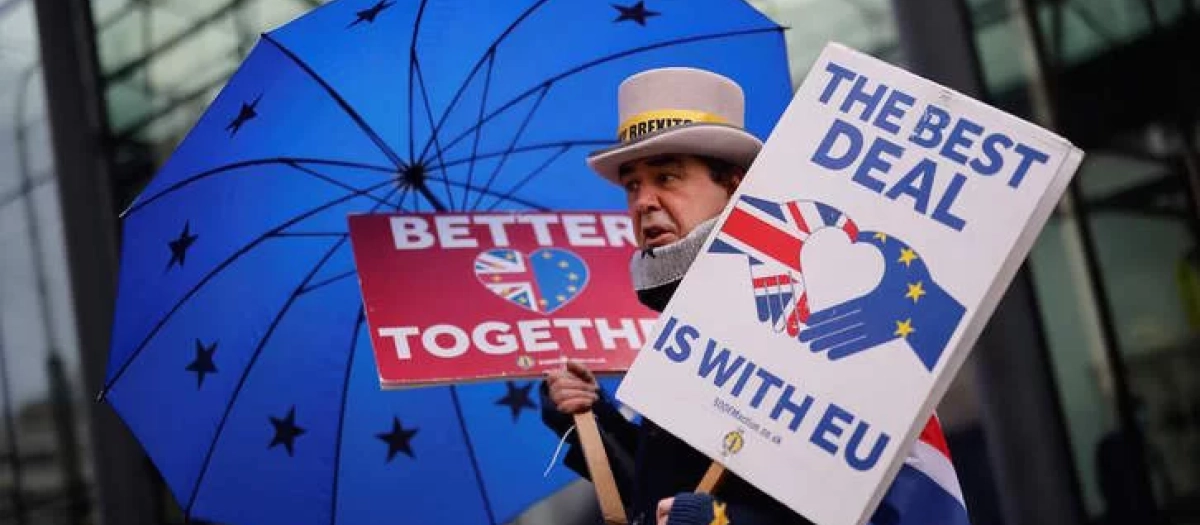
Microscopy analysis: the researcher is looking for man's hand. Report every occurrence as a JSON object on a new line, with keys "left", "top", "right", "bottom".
{"left": 544, "top": 360, "right": 599, "bottom": 414}
{"left": 656, "top": 497, "right": 674, "bottom": 525}
{"left": 798, "top": 230, "right": 965, "bottom": 372}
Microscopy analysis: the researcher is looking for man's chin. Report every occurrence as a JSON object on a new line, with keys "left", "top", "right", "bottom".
{"left": 642, "top": 236, "right": 679, "bottom": 250}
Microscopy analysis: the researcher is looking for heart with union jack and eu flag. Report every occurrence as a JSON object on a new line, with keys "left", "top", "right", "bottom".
{"left": 473, "top": 248, "right": 590, "bottom": 315}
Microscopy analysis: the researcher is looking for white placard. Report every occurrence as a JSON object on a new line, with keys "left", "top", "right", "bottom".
{"left": 615, "top": 42, "right": 1083, "bottom": 525}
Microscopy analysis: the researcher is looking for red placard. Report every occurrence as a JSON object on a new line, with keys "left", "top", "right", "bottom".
{"left": 348, "top": 211, "right": 658, "bottom": 388}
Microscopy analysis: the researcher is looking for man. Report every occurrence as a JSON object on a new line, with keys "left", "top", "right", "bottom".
{"left": 540, "top": 67, "right": 809, "bottom": 525}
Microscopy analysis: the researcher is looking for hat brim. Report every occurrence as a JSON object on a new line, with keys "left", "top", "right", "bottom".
{"left": 587, "top": 123, "right": 763, "bottom": 185}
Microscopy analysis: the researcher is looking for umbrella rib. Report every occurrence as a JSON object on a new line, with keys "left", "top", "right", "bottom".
{"left": 483, "top": 144, "right": 572, "bottom": 211}
{"left": 435, "top": 26, "right": 784, "bottom": 155}
{"left": 468, "top": 84, "right": 551, "bottom": 211}
{"left": 408, "top": 0, "right": 429, "bottom": 160}
{"left": 412, "top": 54, "right": 458, "bottom": 210}
{"left": 100, "top": 179, "right": 396, "bottom": 398}
{"left": 122, "top": 157, "right": 395, "bottom": 219}
{"left": 428, "top": 139, "right": 611, "bottom": 172}
{"left": 271, "top": 232, "right": 348, "bottom": 238}
{"left": 425, "top": 176, "right": 551, "bottom": 211}
{"left": 463, "top": 50, "right": 496, "bottom": 202}
{"left": 328, "top": 307, "right": 365, "bottom": 525}
{"left": 294, "top": 182, "right": 417, "bottom": 296}
{"left": 449, "top": 385, "right": 498, "bottom": 525}
{"left": 186, "top": 236, "right": 348, "bottom": 518}
{"left": 392, "top": 184, "right": 412, "bottom": 211}
{"left": 185, "top": 186, "right": 400, "bottom": 518}
{"left": 286, "top": 161, "right": 399, "bottom": 210}
{"left": 412, "top": 182, "right": 449, "bottom": 212}
{"left": 416, "top": 0, "right": 553, "bottom": 163}
{"left": 411, "top": 185, "right": 423, "bottom": 211}
{"left": 298, "top": 269, "right": 358, "bottom": 296}
{"left": 261, "top": 33, "right": 406, "bottom": 170}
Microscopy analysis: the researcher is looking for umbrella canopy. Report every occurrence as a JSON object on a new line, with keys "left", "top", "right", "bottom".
{"left": 99, "top": 1, "right": 793, "bottom": 524}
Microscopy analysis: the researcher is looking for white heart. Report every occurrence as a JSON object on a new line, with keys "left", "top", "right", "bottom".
{"left": 799, "top": 228, "right": 885, "bottom": 313}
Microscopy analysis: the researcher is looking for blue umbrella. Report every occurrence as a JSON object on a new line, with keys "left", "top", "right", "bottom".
{"left": 99, "top": 1, "right": 793, "bottom": 524}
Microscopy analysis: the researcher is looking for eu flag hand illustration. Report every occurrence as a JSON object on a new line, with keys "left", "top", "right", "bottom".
{"left": 798, "top": 231, "right": 965, "bottom": 372}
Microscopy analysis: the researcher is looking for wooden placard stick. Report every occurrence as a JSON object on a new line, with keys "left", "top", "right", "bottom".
{"left": 573, "top": 410, "right": 627, "bottom": 525}
{"left": 695, "top": 461, "right": 728, "bottom": 494}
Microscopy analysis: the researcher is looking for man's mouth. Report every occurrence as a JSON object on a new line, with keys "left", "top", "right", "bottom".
{"left": 642, "top": 226, "right": 676, "bottom": 247}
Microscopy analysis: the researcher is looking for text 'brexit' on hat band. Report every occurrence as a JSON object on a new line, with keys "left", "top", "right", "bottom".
{"left": 617, "top": 109, "right": 728, "bottom": 143}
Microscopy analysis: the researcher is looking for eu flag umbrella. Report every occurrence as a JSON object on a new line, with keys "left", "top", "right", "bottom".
{"left": 99, "top": 1, "right": 793, "bottom": 524}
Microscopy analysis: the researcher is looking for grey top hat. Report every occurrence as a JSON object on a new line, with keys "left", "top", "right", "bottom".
{"left": 586, "top": 67, "right": 764, "bottom": 185}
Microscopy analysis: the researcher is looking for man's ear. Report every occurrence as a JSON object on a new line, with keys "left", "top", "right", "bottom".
{"left": 725, "top": 168, "right": 746, "bottom": 195}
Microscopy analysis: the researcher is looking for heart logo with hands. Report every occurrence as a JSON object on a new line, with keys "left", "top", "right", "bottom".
{"left": 799, "top": 228, "right": 885, "bottom": 314}
{"left": 708, "top": 196, "right": 967, "bottom": 372}
{"left": 797, "top": 229, "right": 965, "bottom": 372}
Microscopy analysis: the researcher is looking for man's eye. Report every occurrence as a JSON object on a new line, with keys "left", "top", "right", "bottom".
{"left": 624, "top": 181, "right": 640, "bottom": 193}
{"left": 656, "top": 172, "right": 679, "bottom": 183}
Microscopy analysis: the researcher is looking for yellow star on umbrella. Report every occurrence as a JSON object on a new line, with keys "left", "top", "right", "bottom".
{"left": 568, "top": 273, "right": 578, "bottom": 281}
{"left": 505, "top": 252, "right": 516, "bottom": 261}
{"left": 898, "top": 248, "right": 918, "bottom": 267}
{"left": 567, "top": 285, "right": 577, "bottom": 292}
{"left": 905, "top": 281, "right": 926, "bottom": 303}
{"left": 556, "top": 295, "right": 566, "bottom": 302}
{"left": 558, "top": 260, "right": 569, "bottom": 269}
{"left": 541, "top": 252, "right": 552, "bottom": 259}
{"left": 873, "top": 232, "right": 888, "bottom": 243}
{"left": 538, "top": 299, "right": 548, "bottom": 307}
{"left": 894, "top": 319, "right": 915, "bottom": 338}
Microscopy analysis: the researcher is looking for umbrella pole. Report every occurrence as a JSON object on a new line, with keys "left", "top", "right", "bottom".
{"left": 572, "top": 411, "right": 627, "bottom": 525}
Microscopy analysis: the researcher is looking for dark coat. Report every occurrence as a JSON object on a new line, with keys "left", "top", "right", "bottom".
{"left": 539, "top": 382, "right": 813, "bottom": 525}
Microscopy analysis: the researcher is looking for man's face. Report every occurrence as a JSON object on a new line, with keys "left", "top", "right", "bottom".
{"left": 618, "top": 154, "right": 741, "bottom": 249}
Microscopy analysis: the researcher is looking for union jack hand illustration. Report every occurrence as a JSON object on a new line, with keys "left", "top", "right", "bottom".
{"left": 708, "top": 195, "right": 965, "bottom": 372}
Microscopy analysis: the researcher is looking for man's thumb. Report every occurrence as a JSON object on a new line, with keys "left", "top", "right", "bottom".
{"left": 565, "top": 359, "right": 595, "bottom": 382}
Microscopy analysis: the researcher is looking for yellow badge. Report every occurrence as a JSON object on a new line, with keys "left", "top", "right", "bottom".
{"left": 516, "top": 355, "right": 534, "bottom": 370}
{"left": 721, "top": 429, "right": 745, "bottom": 456}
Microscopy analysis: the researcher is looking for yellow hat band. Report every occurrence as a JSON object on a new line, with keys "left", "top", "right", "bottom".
{"left": 617, "top": 109, "right": 728, "bottom": 143}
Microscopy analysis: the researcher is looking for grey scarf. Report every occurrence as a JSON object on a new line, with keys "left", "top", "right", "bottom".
{"left": 628, "top": 217, "right": 718, "bottom": 312}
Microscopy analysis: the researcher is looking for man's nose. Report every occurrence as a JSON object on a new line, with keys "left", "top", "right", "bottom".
{"left": 631, "top": 185, "right": 661, "bottom": 213}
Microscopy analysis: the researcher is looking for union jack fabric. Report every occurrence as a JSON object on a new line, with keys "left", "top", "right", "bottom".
{"left": 873, "top": 415, "right": 971, "bottom": 525}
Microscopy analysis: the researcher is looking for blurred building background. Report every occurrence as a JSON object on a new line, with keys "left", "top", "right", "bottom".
{"left": 0, "top": 0, "right": 1197, "bottom": 524}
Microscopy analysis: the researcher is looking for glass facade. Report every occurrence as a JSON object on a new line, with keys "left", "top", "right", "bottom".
{"left": 0, "top": 1, "right": 97, "bottom": 524}
{"left": 968, "top": 0, "right": 1200, "bottom": 523}
{"left": 748, "top": 0, "right": 902, "bottom": 84}
{"left": 90, "top": 0, "right": 326, "bottom": 208}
